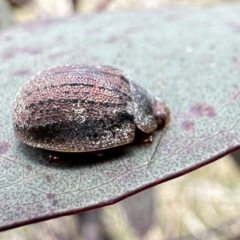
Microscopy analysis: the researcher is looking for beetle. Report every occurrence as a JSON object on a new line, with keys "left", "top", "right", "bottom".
{"left": 12, "top": 65, "right": 170, "bottom": 153}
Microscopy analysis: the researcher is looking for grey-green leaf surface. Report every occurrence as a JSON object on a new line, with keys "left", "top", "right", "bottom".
{"left": 0, "top": 4, "right": 240, "bottom": 231}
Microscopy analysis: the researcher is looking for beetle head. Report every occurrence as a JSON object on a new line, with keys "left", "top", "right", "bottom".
{"left": 154, "top": 96, "right": 170, "bottom": 127}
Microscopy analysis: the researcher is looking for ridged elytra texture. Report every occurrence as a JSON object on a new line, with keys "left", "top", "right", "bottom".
{"left": 12, "top": 65, "right": 169, "bottom": 152}
{"left": 0, "top": 5, "right": 240, "bottom": 231}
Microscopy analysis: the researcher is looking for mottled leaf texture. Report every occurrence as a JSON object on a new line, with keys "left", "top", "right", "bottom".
{"left": 0, "top": 5, "right": 240, "bottom": 231}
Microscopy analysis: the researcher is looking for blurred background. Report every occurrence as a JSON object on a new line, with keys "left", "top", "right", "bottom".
{"left": 1, "top": 0, "right": 239, "bottom": 26}
{"left": 1, "top": 0, "right": 240, "bottom": 239}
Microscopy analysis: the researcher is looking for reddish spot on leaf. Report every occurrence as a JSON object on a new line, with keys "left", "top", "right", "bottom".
{"left": 47, "top": 193, "right": 56, "bottom": 199}
{"left": 22, "top": 47, "right": 43, "bottom": 55}
{"left": 3, "top": 35, "right": 12, "bottom": 42}
{"left": 48, "top": 52, "right": 65, "bottom": 60}
{"left": 52, "top": 200, "right": 58, "bottom": 206}
{"left": 190, "top": 103, "right": 216, "bottom": 117}
{"left": 232, "top": 57, "right": 240, "bottom": 75}
{"left": 2, "top": 49, "right": 17, "bottom": 59}
{"left": 232, "top": 56, "right": 240, "bottom": 63}
{"left": 21, "top": 19, "right": 59, "bottom": 33}
{"left": 181, "top": 120, "right": 195, "bottom": 131}
{"left": 26, "top": 164, "right": 33, "bottom": 171}
{"left": 107, "top": 35, "right": 121, "bottom": 43}
{"left": 0, "top": 141, "right": 10, "bottom": 156}
{"left": 13, "top": 69, "right": 31, "bottom": 77}
{"left": 228, "top": 22, "right": 240, "bottom": 33}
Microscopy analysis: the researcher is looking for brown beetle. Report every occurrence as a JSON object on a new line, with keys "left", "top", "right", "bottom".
{"left": 12, "top": 65, "right": 170, "bottom": 152}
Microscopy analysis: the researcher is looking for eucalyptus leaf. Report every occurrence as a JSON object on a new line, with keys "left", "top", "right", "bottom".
{"left": 0, "top": 4, "right": 240, "bottom": 230}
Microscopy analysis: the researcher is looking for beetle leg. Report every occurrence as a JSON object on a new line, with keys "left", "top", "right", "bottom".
{"left": 142, "top": 134, "right": 153, "bottom": 143}
{"left": 92, "top": 151, "right": 104, "bottom": 157}
{"left": 48, "top": 153, "right": 61, "bottom": 161}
